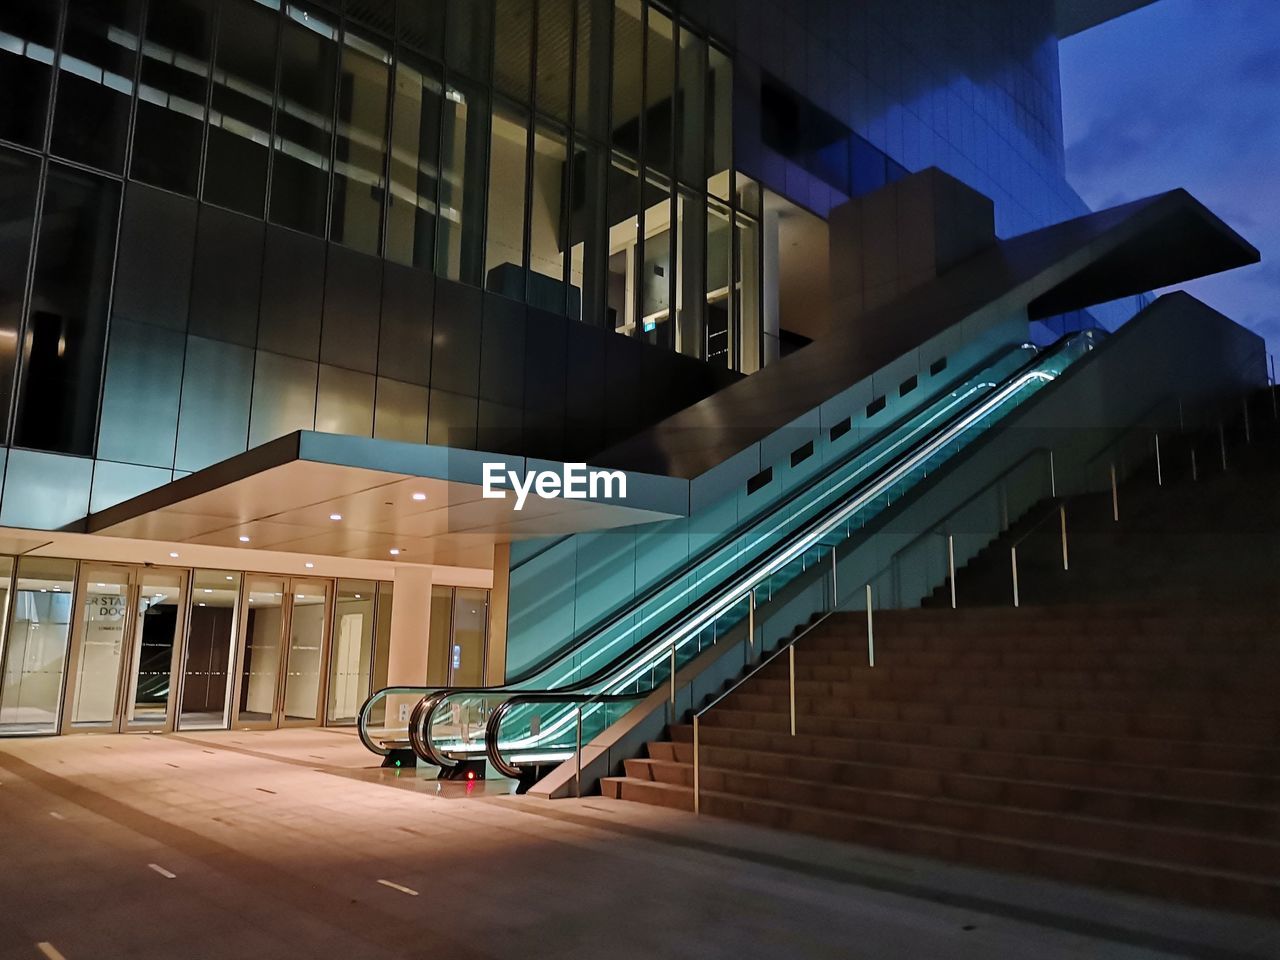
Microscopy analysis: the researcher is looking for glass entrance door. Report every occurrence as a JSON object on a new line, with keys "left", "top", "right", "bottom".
{"left": 232, "top": 577, "right": 331, "bottom": 728}
{"left": 64, "top": 564, "right": 188, "bottom": 733}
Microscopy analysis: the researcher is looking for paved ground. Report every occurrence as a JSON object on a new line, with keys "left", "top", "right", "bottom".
{"left": 0, "top": 730, "right": 1276, "bottom": 960}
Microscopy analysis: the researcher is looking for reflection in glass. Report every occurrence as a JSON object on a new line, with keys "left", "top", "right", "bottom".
{"left": 238, "top": 577, "right": 284, "bottom": 723}
{"left": 204, "top": 0, "right": 277, "bottom": 217}
{"left": 327, "top": 579, "right": 375, "bottom": 723}
{"left": 484, "top": 103, "right": 529, "bottom": 299}
{"left": 0, "top": 557, "right": 76, "bottom": 734}
{"left": 387, "top": 52, "right": 442, "bottom": 268}
{"left": 445, "top": 0, "right": 492, "bottom": 82}
{"left": 15, "top": 165, "right": 120, "bottom": 455}
{"left": 535, "top": 0, "right": 572, "bottom": 122}
{"left": 607, "top": 152, "right": 639, "bottom": 332}
{"left": 611, "top": 0, "right": 642, "bottom": 155}
{"left": 675, "top": 187, "right": 705, "bottom": 359}
{"left": 283, "top": 580, "right": 327, "bottom": 721}
{"left": 574, "top": 0, "right": 611, "bottom": 141}
{"left": 706, "top": 196, "right": 732, "bottom": 366}
{"left": 644, "top": 8, "right": 674, "bottom": 179}
{"left": 736, "top": 210, "right": 762, "bottom": 374}
{"left": 707, "top": 45, "right": 732, "bottom": 199}
{"left": 132, "top": 0, "right": 212, "bottom": 196}
{"left": 529, "top": 124, "right": 569, "bottom": 313}
{"left": 436, "top": 78, "right": 487, "bottom": 285}
{"left": 640, "top": 177, "right": 672, "bottom": 348}
{"left": 269, "top": 4, "right": 338, "bottom": 236}
{"left": 0, "top": 147, "right": 39, "bottom": 445}
{"left": 676, "top": 29, "right": 706, "bottom": 186}
{"left": 426, "top": 584, "right": 452, "bottom": 685}
{"left": 50, "top": 0, "right": 142, "bottom": 172}
{"left": 69, "top": 566, "right": 130, "bottom": 726}
{"left": 366, "top": 580, "right": 393, "bottom": 725}
{"left": 0, "top": 0, "right": 61, "bottom": 148}
{"left": 181, "top": 570, "right": 240, "bottom": 730}
{"left": 125, "top": 569, "right": 186, "bottom": 727}
{"left": 332, "top": 27, "right": 390, "bottom": 255}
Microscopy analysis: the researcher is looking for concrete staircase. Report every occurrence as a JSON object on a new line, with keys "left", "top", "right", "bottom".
{"left": 602, "top": 391, "right": 1280, "bottom": 913}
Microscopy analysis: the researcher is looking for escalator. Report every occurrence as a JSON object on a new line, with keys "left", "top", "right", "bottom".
{"left": 358, "top": 331, "right": 1099, "bottom": 778}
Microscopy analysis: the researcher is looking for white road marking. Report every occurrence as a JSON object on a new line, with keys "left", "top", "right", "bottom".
{"left": 376, "top": 879, "right": 419, "bottom": 896}
{"left": 148, "top": 863, "right": 177, "bottom": 879}
{"left": 37, "top": 943, "right": 68, "bottom": 960}
{"left": 48, "top": 811, "right": 65, "bottom": 820}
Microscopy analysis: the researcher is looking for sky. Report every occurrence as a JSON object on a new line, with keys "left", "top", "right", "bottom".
{"left": 1060, "top": 0, "right": 1280, "bottom": 363}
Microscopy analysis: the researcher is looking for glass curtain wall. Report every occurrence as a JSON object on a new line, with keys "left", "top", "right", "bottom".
{"left": 0, "top": 558, "right": 76, "bottom": 734}
{"left": 426, "top": 584, "right": 491, "bottom": 686}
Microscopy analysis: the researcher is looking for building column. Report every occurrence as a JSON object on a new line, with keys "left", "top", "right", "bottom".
{"left": 385, "top": 565, "right": 433, "bottom": 727}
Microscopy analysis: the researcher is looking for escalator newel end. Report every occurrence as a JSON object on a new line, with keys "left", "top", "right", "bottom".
{"left": 382, "top": 748, "right": 417, "bottom": 769}
{"left": 439, "top": 758, "right": 487, "bottom": 781}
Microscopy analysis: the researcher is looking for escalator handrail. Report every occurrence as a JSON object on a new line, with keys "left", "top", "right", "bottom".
{"left": 485, "top": 692, "right": 640, "bottom": 779}
{"left": 419, "top": 336, "right": 1091, "bottom": 762}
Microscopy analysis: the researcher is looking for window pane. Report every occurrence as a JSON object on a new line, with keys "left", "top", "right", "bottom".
{"left": 180, "top": 570, "right": 241, "bottom": 729}
{"left": 485, "top": 102, "right": 528, "bottom": 298}
{"left": 640, "top": 183, "right": 672, "bottom": 348}
{"left": 493, "top": 0, "right": 532, "bottom": 103}
{"left": 328, "top": 579, "right": 376, "bottom": 723}
{"left": 0, "top": 557, "right": 76, "bottom": 735}
{"left": 529, "top": 123, "right": 568, "bottom": 313}
{"left": 606, "top": 150, "right": 639, "bottom": 333}
{"left": 51, "top": 0, "right": 143, "bottom": 172}
{"left": 0, "top": 0, "right": 60, "bottom": 148}
{"left": 332, "top": 27, "right": 390, "bottom": 255}
{"left": 535, "top": 0, "right": 572, "bottom": 123}
{"left": 674, "top": 186, "right": 704, "bottom": 359}
{"left": 269, "top": 3, "right": 338, "bottom": 236}
{"left": 676, "top": 28, "right": 705, "bottom": 186}
{"left": 238, "top": 576, "right": 284, "bottom": 722}
{"left": 449, "top": 587, "right": 488, "bottom": 686}
{"left": 435, "top": 78, "right": 488, "bottom": 285}
{"left": 386, "top": 52, "right": 441, "bottom": 269}
{"left": 573, "top": 0, "right": 610, "bottom": 140}
{"left": 568, "top": 138, "right": 606, "bottom": 326}
{"left": 736, "top": 211, "right": 760, "bottom": 373}
{"left": 705, "top": 195, "right": 731, "bottom": 366}
{"left": 204, "top": 0, "right": 278, "bottom": 217}
{"left": 0, "top": 147, "right": 40, "bottom": 446}
{"left": 398, "top": 0, "right": 444, "bottom": 61}
{"left": 611, "top": 0, "right": 642, "bottom": 154}
{"left": 644, "top": 7, "right": 674, "bottom": 179}
{"left": 16, "top": 165, "right": 120, "bottom": 455}
{"left": 707, "top": 44, "right": 731, "bottom": 198}
{"left": 132, "top": 0, "right": 213, "bottom": 196}
{"left": 426, "top": 584, "right": 451, "bottom": 685}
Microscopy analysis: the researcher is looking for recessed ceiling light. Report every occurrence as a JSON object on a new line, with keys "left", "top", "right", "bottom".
{"left": 412, "top": 492, "right": 427, "bottom": 501}
{"left": 204, "top": 589, "right": 213, "bottom": 594}
{"left": 239, "top": 535, "right": 251, "bottom": 543}
{"left": 52, "top": 586, "right": 61, "bottom": 592}
{"left": 305, "top": 562, "right": 315, "bottom": 569}
{"left": 169, "top": 552, "right": 179, "bottom": 559}
{"left": 198, "top": 602, "right": 207, "bottom": 607}
{"left": 249, "top": 598, "right": 255, "bottom": 603}
{"left": 354, "top": 594, "right": 362, "bottom": 599}
{"left": 96, "top": 582, "right": 106, "bottom": 587}
{"left": 225, "top": 575, "right": 234, "bottom": 581}
{"left": 389, "top": 548, "right": 401, "bottom": 556}
{"left": 329, "top": 513, "right": 343, "bottom": 521}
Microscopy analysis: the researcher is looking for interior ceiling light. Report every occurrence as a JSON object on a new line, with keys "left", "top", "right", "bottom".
{"left": 412, "top": 492, "right": 427, "bottom": 501}
{"left": 169, "top": 552, "right": 179, "bottom": 558}
{"left": 305, "top": 562, "right": 315, "bottom": 569}
{"left": 389, "top": 548, "right": 401, "bottom": 556}
{"left": 239, "top": 535, "right": 251, "bottom": 542}
{"left": 329, "top": 513, "right": 343, "bottom": 521}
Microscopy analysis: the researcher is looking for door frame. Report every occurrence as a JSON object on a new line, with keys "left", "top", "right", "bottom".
{"left": 61, "top": 563, "right": 190, "bottom": 735}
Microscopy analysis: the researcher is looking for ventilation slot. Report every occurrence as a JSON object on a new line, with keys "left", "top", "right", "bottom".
{"left": 866, "top": 396, "right": 886, "bottom": 418}
{"left": 930, "top": 357, "right": 947, "bottom": 376}
{"left": 746, "top": 467, "right": 773, "bottom": 495}
{"left": 830, "top": 417, "right": 851, "bottom": 441}
{"left": 899, "top": 375, "right": 918, "bottom": 397}
{"left": 790, "top": 441, "right": 815, "bottom": 468}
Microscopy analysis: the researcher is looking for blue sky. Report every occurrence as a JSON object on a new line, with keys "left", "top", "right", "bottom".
{"left": 1060, "top": 0, "right": 1280, "bottom": 363}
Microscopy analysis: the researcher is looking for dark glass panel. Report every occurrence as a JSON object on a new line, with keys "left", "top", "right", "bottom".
{"left": 51, "top": 0, "right": 144, "bottom": 173}
{"left": 573, "top": 0, "right": 610, "bottom": 141}
{"left": 535, "top": 0, "right": 571, "bottom": 123}
{"left": 97, "top": 319, "right": 184, "bottom": 467}
{"left": 479, "top": 293, "right": 524, "bottom": 405}
{"left": 321, "top": 243, "right": 380, "bottom": 373}
{"left": 397, "top": 0, "right": 444, "bottom": 61}
{"left": 568, "top": 138, "right": 606, "bottom": 326}
{"left": 706, "top": 43, "right": 731, "bottom": 198}
{"left": 204, "top": 0, "right": 278, "bottom": 217}
{"left": 372, "top": 376, "right": 427, "bottom": 442}
{"left": 492, "top": 0, "right": 531, "bottom": 103}
{"left": 445, "top": 0, "right": 492, "bottom": 82}
{"left": 386, "top": 51, "right": 441, "bottom": 269}
{"left": 269, "top": 3, "right": 339, "bottom": 236}
{"left": 331, "top": 26, "right": 390, "bottom": 255}
{"left": 430, "top": 278, "right": 480, "bottom": 395}
{"left": 345, "top": 0, "right": 394, "bottom": 35}
{"left": 315, "top": 363, "right": 374, "bottom": 436}
{"left": 113, "top": 184, "right": 197, "bottom": 331}
{"left": 259, "top": 225, "right": 324, "bottom": 359}
{"left": 643, "top": 7, "right": 674, "bottom": 178}
{"left": 132, "top": 0, "right": 213, "bottom": 196}
{"left": 378, "top": 261, "right": 433, "bottom": 385}
{"left": 16, "top": 165, "right": 120, "bottom": 455}
{"left": 0, "top": 0, "right": 60, "bottom": 148}
{"left": 247, "top": 349, "right": 317, "bottom": 446}
{"left": 675, "top": 28, "right": 704, "bottom": 186}
{"left": 674, "top": 185, "right": 704, "bottom": 359}
{"left": 606, "top": 151, "right": 638, "bottom": 332}
{"left": 174, "top": 335, "right": 253, "bottom": 471}
{"left": 426, "top": 387, "right": 477, "bottom": 448}
{"left": 435, "top": 77, "right": 488, "bottom": 285}
{"left": 484, "top": 102, "right": 528, "bottom": 299}
{"left": 189, "top": 205, "right": 264, "bottom": 346}
{"left": 0, "top": 147, "right": 40, "bottom": 445}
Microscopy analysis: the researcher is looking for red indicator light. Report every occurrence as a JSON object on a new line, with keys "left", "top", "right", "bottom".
{"left": 466, "top": 770, "right": 476, "bottom": 780}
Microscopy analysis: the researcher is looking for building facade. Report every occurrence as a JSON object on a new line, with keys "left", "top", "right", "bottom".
{"left": 0, "top": 0, "right": 1167, "bottom": 738}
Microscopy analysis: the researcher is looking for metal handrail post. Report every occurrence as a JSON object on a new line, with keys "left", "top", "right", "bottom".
{"left": 947, "top": 534, "right": 957, "bottom": 609}
{"left": 692, "top": 715, "right": 701, "bottom": 815}
{"left": 574, "top": 705, "right": 583, "bottom": 799}
{"left": 1110, "top": 463, "right": 1119, "bottom": 522}
{"left": 788, "top": 645, "right": 797, "bottom": 736}
{"left": 830, "top": 547, "right": 839, "bottom": 609}
{"left": 668, "top": 645, "right": 677, "bottom": 722}
{"left": 1059, "top": 505, "right": 1069, "bottom": 571}
{"left": 1191, "top": 446, "right": 1198, "bottom": 482}
{"left": 1011, "top": 546, "right": 1020, "bottom": 608}
{"left": 1243, "top": 397, "right": 1252, "bottom": 444}
{"left": 747, "top": 590, "right": 756, "bottom": 665}
{"left": 1154, "top": 434, "right": 1163, "bottom": 487}
{"left": 1219, "top": 422, "right": 1228, "bottom": 471}
{"left": 1049, "top": 449, "right": 1056, "bottom": 497}
{"left": 865, "top": 584, "right": 875, "bottom": 667}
